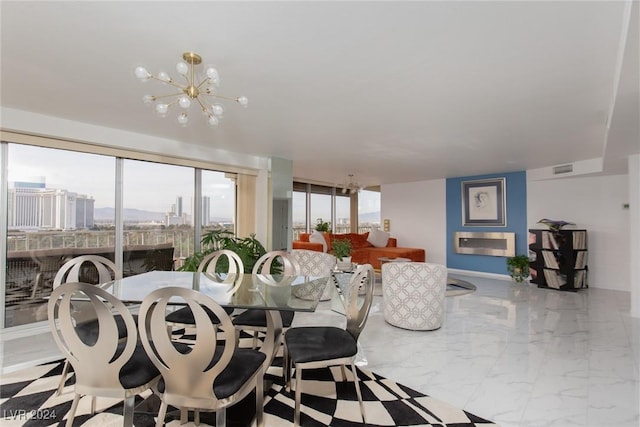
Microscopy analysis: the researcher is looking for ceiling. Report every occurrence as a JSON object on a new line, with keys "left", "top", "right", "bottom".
{"left": 1, "top": 1, "right": 638, "bottom": 188}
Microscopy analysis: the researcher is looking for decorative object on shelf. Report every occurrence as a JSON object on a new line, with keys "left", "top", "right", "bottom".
{"left": 506, "top": 254, "right": 530, "bottom": 283}
{"left": 134, "top": 51, "right": 248, "bottom": 127}
{"left": 537, "top": 218, "right": 575, "bottom": 231}
{"left": 341, "top": 174, "right": 364, "bottom": 194}
{"left": 331, "top": 238, "right": 352, "bottom": 270}
{"left": 528, "top": 228, "right": 588, "bottom": 291}
{"left": 315, "top": 218, "right": 331, "bottom": 232}
{"left": 461, "top": 178, "right": 506, "bottom": 226}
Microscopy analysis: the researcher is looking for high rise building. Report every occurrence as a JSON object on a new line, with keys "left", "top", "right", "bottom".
{"left": 7, "top": 181, "right": 94, "bottom": 230}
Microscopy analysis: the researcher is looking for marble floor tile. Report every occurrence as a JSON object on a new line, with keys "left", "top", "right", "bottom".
{"left": 2, "top": 272, "right": 639, "bottom": 427}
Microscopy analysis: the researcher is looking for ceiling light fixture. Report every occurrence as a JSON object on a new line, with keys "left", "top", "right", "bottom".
{"left": 134, "top": 52, "right": 247, "bottom": 127}
{"left": 341, "top": 174, "right": 364, "bottom": 194}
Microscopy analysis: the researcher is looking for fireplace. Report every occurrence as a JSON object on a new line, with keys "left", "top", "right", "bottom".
{"left": 454, "top": 232, "right": 515, "bottom": 257}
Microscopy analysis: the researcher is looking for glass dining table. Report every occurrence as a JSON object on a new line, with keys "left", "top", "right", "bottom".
{"left": 102, "top": 270, "right": 332, "bottom": 370}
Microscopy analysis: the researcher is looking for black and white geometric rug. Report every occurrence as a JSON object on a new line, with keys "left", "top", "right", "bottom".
{"left": 1, "top": 359, "right": 498, "bottom": 427}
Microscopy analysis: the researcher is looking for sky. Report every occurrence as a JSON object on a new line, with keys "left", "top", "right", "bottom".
{"left": 7, "top": 144, "right": 235, "bottom": 218}
{"left": 8, "top": 143, "right": 379, "bottom": 221}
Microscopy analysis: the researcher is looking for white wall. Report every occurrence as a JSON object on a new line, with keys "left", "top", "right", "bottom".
{"left": 381, "top": 174, "right": 631, "bottom": 293}
{"left": 381, "top": 179, "right": 446, "bottom": 265}
{"left": 527, "top": 173, "right": 630, "bottom": 291}
{"left": 629, "top": 155, "right": 639, "bottom": 317}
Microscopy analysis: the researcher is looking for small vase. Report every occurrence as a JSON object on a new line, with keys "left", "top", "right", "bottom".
{"left": 336, "top": 256, "right": 352, "bottom": 271}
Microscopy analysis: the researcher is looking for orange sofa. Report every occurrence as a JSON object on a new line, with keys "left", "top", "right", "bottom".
{"left": 293, "top": 232, "right": 425, "bottom": 270}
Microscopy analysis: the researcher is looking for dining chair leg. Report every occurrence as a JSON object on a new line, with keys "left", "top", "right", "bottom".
{"left": 123, "top": 395, "right": 135, "bottom": 427}
{"left": 155, "top": 401, "right": 168, "bottom": 427}
{"left": 56, "top": 360, "right": 70, "bottom": 395}
{"left": 351, "top": 362, "right": 365, "bottom": 423}
{"left": 90, "top": 395, "right": 96, "bottom": 414}
{"left": 294, "top": 366, "right": 302, "bottom": 427}
{"left": 216, "top": 407, "right": 226, "bottom": 427}
{"left": 194, "top": 409, "right": 200, "bottom": 425}
{"left": 256, "top": 367, "right": 264, "bottom": 427}
{"left": 282, "top": 343, "right": 290, "bottom": 389}
{"left": 340, "top": 364, "right": 347, "bottom": 382}
{"left": 180, "top": 408, "right": 188, "bottom": 423}
{"left": 65, "top": 393, "right": 81, "bottom": 427}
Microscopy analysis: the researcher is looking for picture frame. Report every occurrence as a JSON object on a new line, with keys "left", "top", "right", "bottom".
{"left": 462, "top": 178, "right": 506, "bottom": 226}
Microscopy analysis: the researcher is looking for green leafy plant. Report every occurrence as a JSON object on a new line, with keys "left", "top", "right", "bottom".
{"left": 179, "top": 229, "right": 279, "bottom": 274}
{"left": 331, "top": 238, "right": 352, "bottom": 261}
{"left": 506, "top": 255, "right": 530, "bottom": 283}
{"left": 315, "top": 218, "right": 331, "bottom": 232}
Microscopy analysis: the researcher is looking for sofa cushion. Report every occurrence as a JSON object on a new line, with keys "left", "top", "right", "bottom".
{"left": 332, "top": 233, "right": 372, "bottom": 249}
{"left": 367, "top": 228, "right": 390, "bottom": 247}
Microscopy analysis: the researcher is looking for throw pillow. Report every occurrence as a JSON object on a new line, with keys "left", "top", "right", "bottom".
{"left": 309, "top": 231, "right": 328, "bottom": 252}
{"left": 367, "top": 228, "right": 390, "bottom": 248}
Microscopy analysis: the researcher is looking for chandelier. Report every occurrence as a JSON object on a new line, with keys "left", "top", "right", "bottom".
{"left": 341, "top": 174, "right": 364, "bottom": 194}
{"left": 134, "top": 52, "right": 247, "bottom": 127}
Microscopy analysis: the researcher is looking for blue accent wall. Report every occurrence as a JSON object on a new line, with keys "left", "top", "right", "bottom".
{"left": 446, "top": 171, "right": 527, "bottom": 275}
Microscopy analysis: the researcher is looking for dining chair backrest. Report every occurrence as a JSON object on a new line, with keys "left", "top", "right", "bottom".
{"left": 48, "top": 282, "right": 138, "bottom": 393}
{"left": 290, "top": 249, "right": 336, "bottom": 300}
{"left": 345, "top": 264, "right": 375, "bottom": 341}
{"left": 138, "top": 286, "right": 237, "bottom": 406}
{"left": 253, "top": 251, "right": 300, "bottom": 275}
{"left": 197, "top": 249, "right": 244, "bottom": 275}
{"left": 53, "top": 255, "right": 122, "bottom": 288}
{"left": 290, "top": 249, "right": 336, "bottom": 276}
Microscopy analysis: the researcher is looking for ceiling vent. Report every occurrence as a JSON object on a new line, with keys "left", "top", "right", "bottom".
{"left": 553, "top": 164, "right": 573, "bottom": 174}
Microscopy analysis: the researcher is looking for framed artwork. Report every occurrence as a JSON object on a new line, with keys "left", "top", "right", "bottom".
{"left": 462, "top": 178, "right": 506, "bottom": 226}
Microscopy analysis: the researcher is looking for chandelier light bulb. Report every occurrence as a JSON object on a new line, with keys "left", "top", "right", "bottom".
{"left": 155, "top": 103, "right": 168, "bottom": 117}
{"left": 205, "top": 67, "right": 219, "bottom": 80}
{"left": 135, "top": 52, "right": 246, "bottom": 127}
{"left": 212, "top": 104, "right": 224, "bottom": 116}
{"left": 176, "top": 61, "right": 189, "bottom": 76}
{"left": 178, "top": 96, "right": 191, "bottom": 109}
{"left": 134, "top": 66, "right": 150, "bottom": 81}
{"left": 158, "top": 71, "right": 171, "bottom": 82}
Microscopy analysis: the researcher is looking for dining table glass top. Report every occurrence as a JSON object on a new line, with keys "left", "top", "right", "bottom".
{"left": 104, "top": 270, "right": 331, "bottom": 312}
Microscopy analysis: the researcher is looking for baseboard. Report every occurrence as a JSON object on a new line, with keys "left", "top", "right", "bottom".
{"left": 447, "top": 268, "right": 514, "bottom": 282}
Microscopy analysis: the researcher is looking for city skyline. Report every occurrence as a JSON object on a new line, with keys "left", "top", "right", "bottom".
{"left": 8, "top": 144, "right": 381, "bottom": 225}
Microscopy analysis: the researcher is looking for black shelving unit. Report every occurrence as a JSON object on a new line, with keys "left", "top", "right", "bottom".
{"left": 528, "top": 229, "right": 588, "bottom": 291}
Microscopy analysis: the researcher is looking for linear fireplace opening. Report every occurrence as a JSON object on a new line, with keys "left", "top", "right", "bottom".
{"left": 454, "top": 232, "right": 515, "bottom": 257}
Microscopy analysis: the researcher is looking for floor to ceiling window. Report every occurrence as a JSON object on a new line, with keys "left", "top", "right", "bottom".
{"left": 292, "top": 189, "right": 307, "bottom": 241}
{"left": 5, "top": 144, "right": 116, "bottom": 327}
{"left": 2, "top": 142, "right": 240, "bottom": 329}
{"left": 358, "top": 189, "right": 381, "bottom": 232}
{"left": 292, "top": 181, "right": 380, "bottom": 237}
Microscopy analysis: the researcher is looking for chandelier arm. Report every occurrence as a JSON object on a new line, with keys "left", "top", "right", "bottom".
{"left": 200, "top": 93, "right": 239, "bottom": 102}
{"left": 152, "top": 92, "right": 186, "bottom": 100}
{"left": 195, "top": 97, "right": 210, "bottom": 113}
{"left": 196, "top": 78, "right": 210, "bottom": 90}
{"left": 148, "top": 75, "right": 185, "bottom": 90}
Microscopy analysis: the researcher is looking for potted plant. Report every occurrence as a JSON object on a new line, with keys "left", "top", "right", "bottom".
{"left": 332, "top": 238, "right": 352, "bottom": 270}
{"left": 315, "top": 218, "right": 331, "bottom": 232}
{"left": 179, "top": 228, "right": 280, "bottom": 274}
{"left": 506, "top": 254, "right": 530, "bottom": 283}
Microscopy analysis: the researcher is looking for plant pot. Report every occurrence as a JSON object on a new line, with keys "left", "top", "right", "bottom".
{"left": 336, "top": 256, "right": 352, "bottom": 271}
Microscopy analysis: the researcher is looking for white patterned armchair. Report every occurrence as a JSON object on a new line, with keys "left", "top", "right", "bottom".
{"left": 291, "top": 249, "right": 336, "bottom": 301}
{"left": 381, "top": 262, "right": 447, "bottom": 330}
